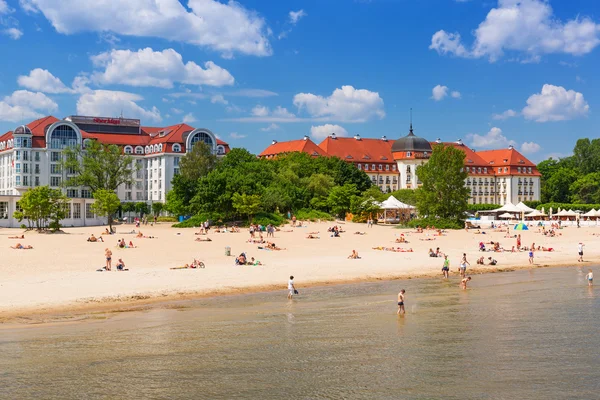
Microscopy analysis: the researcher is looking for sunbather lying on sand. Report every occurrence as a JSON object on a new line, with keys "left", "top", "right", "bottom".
{"left": 195, "top": 237, "right": 212, "bottom": 242}
{"left": 136, "top": 231, "right": 156, "bottom": 238}
{"left": 354, "top": 232, "right": 366, "bottom": 235}
{"left": 372, "top": 246, "right": 413, "bottom": 252}
{"left": 87, "top": 234, "right": 104, "bottom": 242}
{"left": 8, "top": 235, "right": 24, "bottom": 239}
{"left": 395, "top": 237, "right": 408, "bottom": 243}
{"left": 306, "top": 234, "right": 320, "bottom": 239}
{"left": 171, "top": 259, "right": 205, "bottom": 269}
{"left": 11, "top": 243, "right": 33, "bottom": 249}
{"left": 348, "top": 250, "right": 361, "bottom": 259}
{"left": 420, "top": 238, "right": 436, "bottom": 241}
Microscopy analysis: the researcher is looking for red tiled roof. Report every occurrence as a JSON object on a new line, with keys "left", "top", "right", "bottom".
{"left": 259, "top": 138, "right": 327, "bottom": 157}
{"left": 318, "top": 137, "right": 394, "bottom": 163}
{"left": 27, "top": 116, "right": 59, "bottom": 137}
{"left": 436, "top": 142, "right": 493, "bottom": 173}
{"left": 477, "top": 148, "right": 536, "bottom": 167}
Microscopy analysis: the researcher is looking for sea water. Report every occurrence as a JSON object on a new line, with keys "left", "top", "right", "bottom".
{"left": 1, "top": 267, "right": 598, "bottom": 399}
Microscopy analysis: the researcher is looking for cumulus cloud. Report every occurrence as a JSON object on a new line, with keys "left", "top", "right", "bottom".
{"left": 3, "top": 27, "right": 23, "bottom": 39}
{"left": 182, "top": 113, "right": 196, "bottom": 123}
{"left": 20, "top": 0, "right": 272, "bottom": 57}
{"left": 466, "top": 127, "right": 516, "bottom": 149}
{"left": 451, "top": 91, "right": 461, "bottom": 99}
{"left": 170, "top": 108, "right": 183, "bottom": 114}
{"left": 77, "top": 90, "right": 161, "bottom": 122}
{"left": 251, "top": 105, "right": 269, "bottom": 117}
{"left": 430, "top": 0, "right": 600, "bottom": 62}
{"left": 522, "top": 84, "right": 589, "bottom": 122}
{"left": 289, "top": 10, "right": 307, "bottom": 24}
{"left": 293, "top": 85, "right": 385, "bottom": 122}
{"left": 520, "top": 141, "right": 541, "bottom": 154}
{"left": 18, "top": 68, "right": 74, "bottom": 93}
{"left": 0, "top": 90, "right": 58, "bottom": 122}
{"left": 260, "top": 123, "right": 280, "bottom": 132}
{"left": 210, "top": 94, "right": 228, "bottom": 105}
{"left": 230, "top": 132, "right": 246, "bottom": 139}
{"left": 0, "top": 0, "right": 11, "bottom": 14}
{"left": 310, "top": 124, "right": 348, "bottom": 141}
{"left": 432, "top": 85, "right": 448, "bottom": 101}
{"left": 91, "top": 48, "right": 234, "bottom": 88}
{"left": 492, "top": 109, "right": 518, "bottom": 120}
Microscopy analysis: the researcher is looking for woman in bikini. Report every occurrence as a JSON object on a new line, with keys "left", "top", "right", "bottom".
{"left": 105, "top": 248, "right": 113, "bottom": 271}
{"left": 11, "top": 243, "right": 33, "bottom": 249}
{"left": 8, "top": 235, "right": 25, "bottom": 239}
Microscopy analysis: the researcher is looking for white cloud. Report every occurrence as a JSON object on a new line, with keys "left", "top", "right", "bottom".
{"left": 260, "top": 123, "right": 280, "bottom": 132}
{"left": 77, "top": 90, "right": 161, "bottom": 122}
{"left": 0, "top": 90, "right": 58, "bottom": 122}
{"left": 210, "top": 94, "right": 228, "bottom": 105}
{"left": 431, "top": 85, "right": 448, "bottom": 101}
{"left": 230, "top": 132, "right": 246, "bottom": 139}
{"left": 293, "top": 85, "right": 385, "bottom": 122}
{"left": 228, "top": 89, "right": 277, "bottom": 98}
{"left": 171, "top": 108, "right": 183, "bottom": 114}
{"left": 0, "top": 0, "right": 11, "bottom": 14}
{"left": 272, "top": 106, "right": 295, "bottom": 118}
{"left": 310, "top": 124, "right": 348, "bottom": 141}
{"left": 3, "top": 27, "right": 23, "bottom": 39}
{"left": 251, "top": 105, "right": 269, "bottom": 117}
{"left": 492, "top": 109, "right": 518, "bottom": 120}
{"left": 522, "top": 84, "right": 589, "bottom": 122}
{"left": 17, "top": 68, "right": 74, "bottom": 93}
{"left": 249, "top": 105, "right": 296, "bottom": 121}
{"left": 182, "top": 113, "right": 196, "bottom": 123}
{"left": 430, "top": 0, "right": 600, "bottom": 62}
{"left": 91, "top": 48, "right": 234, "bottom": 88}
{"left": 289, "top": 10, "right": 307, "bottom": 24}
{"left": 520, "top": 142, "right": 541, "bottom": 154}
{"left": 466, "top": 127, "right": 516, "bottom": 149}
{"left": 20, "top": 0, "right": 272, "bottom": 57}
{"left": 451, "top": 91, "right": 461, "bottom": 99}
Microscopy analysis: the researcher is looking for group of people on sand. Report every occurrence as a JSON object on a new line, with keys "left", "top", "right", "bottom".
{"left": 428, "top": 247, "right": 444, "bottom": 257}
{"left": 328, "top": 226, "right": 343, "bottom": 237}
{"left": 477, "top": 256, "right": 497, "bottom": 265}
{"left": 348, "top": 250, "right": 360, "bottom": 259}
{"left": 235, "top": 252, "right": 262, "bottom": 266}
{"left": 117, "top": 238, "right": 136, "bottom": 249}
{"left": 102, "top": 248, "right": 126, "bottom": 271}
{"left": 372, "top": 246, "right": 413, "bottom": 252}
{"left": 259, "top": 241, "right": 284, "bottom": 251}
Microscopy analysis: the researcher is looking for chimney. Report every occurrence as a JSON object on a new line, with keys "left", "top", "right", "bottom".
{"left": 435, "top": 138, "right": 442, "bottom": 144}
{"left": 381, "top": 135, "right": 387, "bottom": 141}
{"left": 271, "top": 139, "right": 277, "bottom": 145}
{"left": 303, "top": 135, "right": 309, "bottom": 141}
{"left": 508, "top": 145, "right": 514, "bottom": 150}
{"left": 354, "top": 134, "right": 361, "bottom": 140}
{"left": 456, "top": 138, "right": 463, "bottom": 145}
{"left": 330, "top": 132, "right": 337, "bottom": 139}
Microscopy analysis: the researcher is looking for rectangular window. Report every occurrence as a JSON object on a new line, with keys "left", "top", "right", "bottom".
{"left": 15, "top": 151, "right": 21, "bottom": 161}
{"left": 23, "top": 164, "right": 29, "bottom": 173}
{"left": 371, "top": 164, "right": 375, "bottom": 170}
{"left": 386, "top": 165, "right": 390, "bottom": 171}
{"left": 64, "top": 203, "right": 71, "bottom": 219}
{"left": 81, "top": 189, "right": 92, "bottom": 199}
{"left": 125, "top": 192, "right": 132, "bottom": 201}
{"left": 15, "top": 163, "right": 20, "bottom": 173}
{"left": 86, "top": 203, "right": 94, "bottom": 219}
{"left": 15, "top": 176, "right": 21, "bottom": 186}
{"left": 73, "top": 203, "right": 81, "bottom": 219}
{"left": 498, "top": 168, "right": 501, "bottom": 173}
{"left": 173, "top": 157, "right": 180, "bottom": 167}
{"left": 23, "top": 176, "right": 29, "bottom": 186}
{"left": 136, "top": 192, "right": 144, "bottom": 200}
{"left": 50, "top": 176, "right": 61, "bottom": 187}
{"left": 23, "top": 151, "right": 29, "bottom": 161}
{"left": 378, "top": 164, "right": 382, "bottom": 170}
{"left": 0, "top": 201, "right": 8, "bottom": 219}
{"left": 357, "top": 164, "right": 361, "bottom": 170}
{"left": 67, "top": 189, "right": 78, "bottom": 198}
{"left": 174, "top": 168, "right": 180, "bottom": 176}
{"left": 392, "top": 165, "right": 396, "bottom": 171}
{"left": 51, "top": 164, "right": 61, "bottom": 174}
{"left": 51, "top": 152, "right": 61, "bottom": 162}
{"left": 484, "top": 167, "right": 487, "bottom": 173}
{"left": 34, "top": 152, "right": 40, "bottom": 162}
{"left": 136, "top": 170, "right": 143, "bottom": 179}
{"left": 35, "top": 164, "right": 40, "bottom": 174}
{"left": 135, "top": 181, "right": 143, "bottom": 190}
{"left": 35, "top": 176, "right": 40, "bottom": 186}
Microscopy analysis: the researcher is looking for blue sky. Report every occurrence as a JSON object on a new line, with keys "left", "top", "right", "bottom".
{"left": 0, "top": 0, "right": 599, "bottom": 161}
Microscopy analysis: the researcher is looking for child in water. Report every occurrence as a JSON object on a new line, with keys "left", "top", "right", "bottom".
{"left": 586, "top": 269, "right": 593, "bottom": 286}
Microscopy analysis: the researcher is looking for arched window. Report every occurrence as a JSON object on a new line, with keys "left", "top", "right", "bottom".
{"left": 189, "top": 131, "right": 214, "bottom": 151}
{"left": 217, "top": 145, "right": 225, "bottom": 155}
{"left": 124, "top": 146, "right": 133, "bottom": 154}
{"left": 172, "top": 144, "right": 181, "bottom": 153}
{"left": 159, "top": 144, "right": 163, "bottom": 152}
{"left": 135, "top": 146, "right": 144, "bottom": 155}
{"left": 145, "top": 146, "right": 150, "bottom": 154}
{"left": 49, "top": 124, "right": 79, "bottom": 149}
{"left": 153, "top": 144, "right": 159, "bottom": 153}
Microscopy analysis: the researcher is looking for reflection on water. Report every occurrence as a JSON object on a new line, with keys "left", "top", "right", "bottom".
{"left": 1, "top": 267, "right": 599, "bottom": 399}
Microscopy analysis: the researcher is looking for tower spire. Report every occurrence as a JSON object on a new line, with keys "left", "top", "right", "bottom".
{"left": 409, "top": 108, "right": 414, "bottom": 135}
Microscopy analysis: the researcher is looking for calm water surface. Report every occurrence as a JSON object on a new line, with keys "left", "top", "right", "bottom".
{"left": 1, "top": 267, "right": 599, "bottom": 399}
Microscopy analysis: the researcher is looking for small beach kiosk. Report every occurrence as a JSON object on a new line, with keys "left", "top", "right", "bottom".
{"left": 375, "top": 195, "right": 415, "bottom": 224}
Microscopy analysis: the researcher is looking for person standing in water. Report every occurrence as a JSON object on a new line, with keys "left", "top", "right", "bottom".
{"left": 460, "top": 276, "right": 472, "bottom": 290}
{"left": 586, "top": 269, "right": 593, "bottom": 286}
{"left": 397, "top": 289, "right": 406, "bottom": 315}
{"left": 459, "top": 253, "right": 469, "bottom": 278}
{"left": 442, "top": 255, "right": 450, "bottom": 279}
{"left": 287, "top": 276, "right": 296, "bottom": 299}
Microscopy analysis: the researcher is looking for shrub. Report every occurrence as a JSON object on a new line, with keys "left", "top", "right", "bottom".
{"left": 172, "top": 212, "right": 226, "bottom": 228}
{"left": 252, "top": 212, "right": 286, "bottom": 227}
{"left": 157, "top": 216, "right": 177, "bottom": 223}
{"left": 295, "top": 208, "right": 334, "bottom": 221}
{"left": 467, "top": 204, "right": 500, "bottom": 212}
{"left": 402, "top": 217, "right": 463, "bottom": 230}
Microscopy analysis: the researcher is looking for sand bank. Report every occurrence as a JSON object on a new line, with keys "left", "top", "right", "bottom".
{"left": 1, "top": 221, "right": 597, "bottom": 323}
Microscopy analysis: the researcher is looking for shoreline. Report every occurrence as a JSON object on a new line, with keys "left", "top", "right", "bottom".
{"left": 0, "top": 260, "right": 589, "bottom": 327}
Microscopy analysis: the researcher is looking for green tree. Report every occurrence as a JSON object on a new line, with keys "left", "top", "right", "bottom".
{"left": 13, "top": 186, "right": 69, "bottom": 231}
{"left": 152, "top": 202, "right": 164, "bottom": 217}
{"left": 134, "top": 202, "right": 149, "bottom": 217}
{"left": 62, "top": 140, "right": 138, "bottom": 193}
{"left": 569, "top": 172, "right": 600, "bottom": 204}
{"left": 542, "top": 167, "right": 577, "bottom": 203}
{"left": 91, "top": 189, "right": 121, "bottom": 232}
{"left": 415, "top": 144, "right": 469, "bottom": 220}
{"left": 179, "top": 142, "right": 218, "bottom": 183}
{"left": 232, "top": 193, "right": 262, "bottom": 222}
{"left": 122, "top": 202, "right": 136, "bottom": 219}
{"left": 327, "top": 184, "right": 359, "bottom": 217}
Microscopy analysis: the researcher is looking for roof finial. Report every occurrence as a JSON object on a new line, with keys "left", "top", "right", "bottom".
{"left": 409, "top": 108, "right": 414, "bottom": 135}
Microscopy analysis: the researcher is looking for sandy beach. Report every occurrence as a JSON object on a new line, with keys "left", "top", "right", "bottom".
{"left": 1, "top": 221, "right": 597, "bottom": 321}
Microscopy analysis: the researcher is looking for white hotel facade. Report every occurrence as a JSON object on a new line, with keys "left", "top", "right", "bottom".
{"left": 0, "top": 115, "right": 229, "bottom": 228}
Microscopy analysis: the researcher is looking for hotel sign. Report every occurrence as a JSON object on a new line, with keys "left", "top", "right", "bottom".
{"left": 67, "top": 115, "right": 141, "bottom": 128}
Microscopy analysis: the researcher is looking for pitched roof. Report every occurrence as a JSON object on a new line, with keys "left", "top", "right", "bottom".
{"left": 259, "top": 138, "right": 326, "bottom": 157}
{"left": 437, "top": 142, "right": 492, "bottom": 168}
{"left": 318, "top": 136, "right": 394, "bottom": 162}
{"left": 476, "top": 148, "right": 537, "bottom": 167}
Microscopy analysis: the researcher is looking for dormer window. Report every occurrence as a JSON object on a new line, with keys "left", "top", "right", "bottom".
{"left": 172, "top": 143, "right": 181, "bottom": 153}
{"left": 364, "top": 164, "right": 369, "bottom": 171}
{"left": 357, "top": 164, "right": 362, "bottom": 170}
{"left": 135, "top": 146, "right": 144, "bottom": 155}
{"left": 406, "top": 151, "right": 412, "bottom": 157}
{"left": 378, "top": 164, "right": 382, "bottom": 170}
{"left": 124, "top": 146, "right": 133, "bottom": 154}
{"left": 483, "top": 167, "right": 487, "bottom": 173}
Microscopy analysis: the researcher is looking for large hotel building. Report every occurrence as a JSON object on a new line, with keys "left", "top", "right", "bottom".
{"left": 0, "top": 115, "right": 229, "bottom": 227}
{"left": 260, "top": 125, "right": 541, "bottom": 205}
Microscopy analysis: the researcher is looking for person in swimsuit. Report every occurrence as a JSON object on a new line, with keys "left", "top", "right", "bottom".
{"left": 459, "top": 253, "right": 469, "bottom": 278}
{"left": 460, "top": 276, "right": 472, "bottom": 290}
{"left": 442, "top": 255, "right": 450, "bottom": 279}
{"left": 397, "top": 289, "right": 406, "bottom": 315}
{"left": 105, "top": 248, "right": 112, "bottom": 271}
{"left": 528, "top": 249, "right": 534, "bottom": 265}
{"left": 116, "top": 258, "right": 125, "bottom": 271}
{"left": 586, "top": 269, "right": 593, "bottom": 286}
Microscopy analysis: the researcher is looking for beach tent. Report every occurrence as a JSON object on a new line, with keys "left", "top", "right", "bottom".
{"left": 380, "top": 195, "right": 415, "bottom": 210}
{"left": 516, "top": 202, "right": 535, "bottom": 212}
{"left": 525, "top": 210, "right": 546, "bottom": 218}
{"left": 376, "top": 195, "right": 414, "bottom": 224}
{"left": 514, "top": 223, "right": 528, "bottom": 230}
{"left": 582, "top": 209, "right": 597, "bottom": 217}
{"left": 490, "top": 202, "right": 523, "bottom": 213}
{"left": 499, "top": 212, "right": 515, "bottom": 219}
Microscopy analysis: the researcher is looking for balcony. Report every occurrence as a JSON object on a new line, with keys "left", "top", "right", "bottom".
{"left": 518, "top": 191, "right": 523, "bottom": 195}
{"left": 466, "top": 181, "right": 471, "bottom": 186}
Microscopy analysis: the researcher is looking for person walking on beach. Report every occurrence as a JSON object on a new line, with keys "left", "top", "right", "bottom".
{"left": 516, "top": 234, "right": 521, "bottom": 250}
{"left": 460, "top": 276, "right": 472, "bottom": 290}
{"left": 442, "top": 255, "right": 450, "bottom": 279}
{"left": 586, "top": 269, "right": 593, "bottom": 286}
{"left": 578, "top": 242, "right": 585, "bottom": 262}
{"left": 459, "top": 253, "right": 469, "bottom": 278}
{"left": 288, "top": 276, "right": 296, "bottom": 299}
{"left": 528, "top": 249, "right": 534, "bottom": 265}
{"left": 397, "top": 289, "right": 405, "bottom": 315}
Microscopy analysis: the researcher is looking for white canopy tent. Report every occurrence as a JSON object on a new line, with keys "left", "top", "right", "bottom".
{"left": 489, "top": 202, "right": 523, "bottom": 213}
{"left": 516, "top": 202, "right": 535, "bottom": 212}
{"left": 525, "top": 210, "right": 547, "bottom": 218}
{"left": 375, "top": 195, "right": 415, "bottom": 224}
{"left": 499, "top": 212, "right": 516, "bottom": 219}
{"left": 582, "top": 209, "right": 597, "bottom": 217}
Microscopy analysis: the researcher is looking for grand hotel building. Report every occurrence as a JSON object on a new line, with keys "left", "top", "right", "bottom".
{"left": 0, "top": 115, "right": 229, "bottom": 227}
{"left": 259, "top": 125, "right": 541, "bottom": 205}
